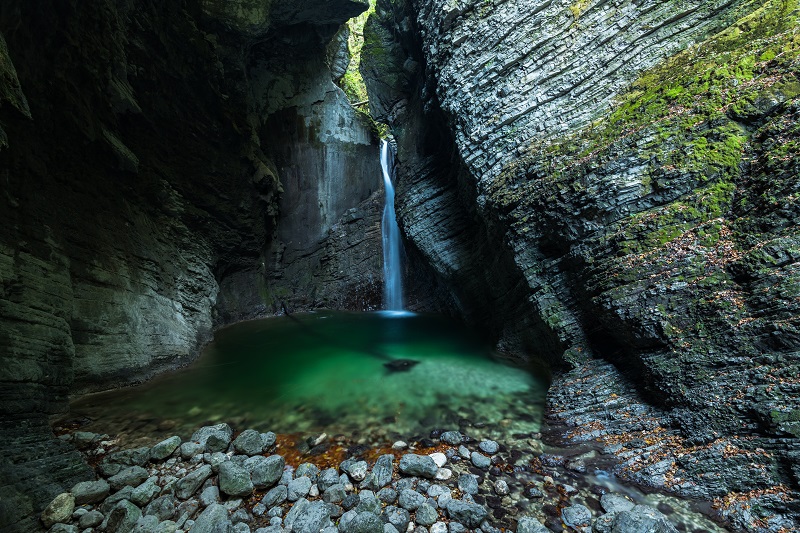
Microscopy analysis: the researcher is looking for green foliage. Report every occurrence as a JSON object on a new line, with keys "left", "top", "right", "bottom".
{"left": 339, "top": 0, "right": 377, "bottom": 104}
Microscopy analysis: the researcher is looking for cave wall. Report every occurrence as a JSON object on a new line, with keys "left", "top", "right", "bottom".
{"left": 363, "top": 0, "right": 800, "bottom": 525}
{"left": 0, "top": 0, "right": 384, "bottom": 529}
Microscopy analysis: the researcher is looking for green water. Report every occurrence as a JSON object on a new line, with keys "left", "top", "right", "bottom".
{"left": 69, "top": 311, "right": 548, "bottom": 444}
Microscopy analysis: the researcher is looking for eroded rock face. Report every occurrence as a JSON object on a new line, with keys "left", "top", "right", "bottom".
{"left": 364, "top": 0, "right": 800, "bottom": 528}
{"left": 0, "top": 0, "right": 380, "bottom": 529}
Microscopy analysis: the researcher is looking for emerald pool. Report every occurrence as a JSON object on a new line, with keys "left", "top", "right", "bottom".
{"left": 66, "top": 311, "right": 548, "bottom": 446}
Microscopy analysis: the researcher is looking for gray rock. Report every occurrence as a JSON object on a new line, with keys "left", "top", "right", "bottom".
{"left": 151, "top": 436, "right": 182, "bottom": 461}
{"left": 157, "top": 520, "right": 179, "bottom": 533}
{"left": 284, "top": 498, "right": 310, "bottom": 531}
{"left": 200, "top": 486, "right": 221, "bottom": 507}
{"left": 429, "top": 523, "right": 447, "bottom": 533}
{"left": 232, "top": 523, "right": 250, "bottom": 533}
{"left": 355, "top": 491, "right": 380, "bottom": 514}
{"left": 318, "top": 468, "right": 340, "bottom": 492}
{"left": 384, "top": 525, "right": 400, "bottom": 533}
{"left": 445, "top": 500, "right": 487, "bottom": 528}
{"left": 448, "top": 523, "right": 466, "bottom": 533}
{"left": 516, "top": 516, "right": 551, "bottom": 533}
{"left": 110, "top": 448, "right": 152, "bottom": 466}
{"left": 263, "top": 485, "right": 288, "bottom": 507}
{"left": 233, "top": 429, "right": 264, "bottom": 456}
{"left": 384, "top": 506, "right": 410, "bottom": 532}
{"left": 398, "top": 455, "right": 438, "bottom": 478}
{"left": 190, "top": 503, "right": 231, "bottom": 533}
{"left": 457, "top": 446, "right": 470, "bottom": 459}
{"left": 132, "top": 477, "right": 161, "bottom": 506}
{"left": 72, "top": 479, "right": 111, "bottom": 504}
{"left": 248, "top": 455, "right": 285, "bottom": 488}
{"left": 191, "top": 424, "right": 233, "bottom": 448}
{"left": 323, "top": 484, "right": 346, "bottom": 504}
{"left": 377, "top": 488, "right": 397, "bottom": 504}
{"left": 79, "top": 509, "right": 104, "bottom": 528}
{"left": 493, "top": 480, "right": 509, "bottom": 496}
{"left": 469, "top": 452, "right": 490, "bottom": 470}
{"left": 440, "top": 432, "right": 463, "bottom": 445}
{"left": 345, "top": 511, "right": 383, "bottom": 533}
{"left": 342, "top": 493, "right": 360, "bottom": 510}
{"left": 109, "top": 466, "right": 150, "bottom": 491}
{"left": 176, "top": 465, "right": 213, "bottom": 499}
{"left": 594, "top": 512, "right": 616, "bottom": 533}
{"left": 338, "top": 509, "right": 358, "bottom": 531}
{"left": 134, "top": 515, "right": 160, "bottom": 532}
{"left": 287, "top": 476, "right": 312, "bottom": 501}
{"left": 220, "top": 461, "right": 255, "bottom": 497}
{"left": 256, "top": 528, "right": 283, "bottom": 533}
{"left": 280, "top": 469, "right": 294, "bottom": 486}
{"left": 600, "top": 494, "right": 635, "bottom": 514}
{"left": 457, "top": 474, "right": 478, "bottom": 495}
{"left": 398, "top": 489, "right": 425, "bottom": 511}
{"left": 611, "top": 505, "right": 678, "bottom": 533}
{"left": 262, "top": 432, "right": 277, "bottom": 450}
{"left": 41, "top": 493, "right": 75, "bottom": 528}
{"left": 48, "top": 525, "right": 78, "bottom": 533}
{"left": 181, "top": 442, "right": 204, "bottom": 459}
{"left": 295, "top": 463, "right": 320, "bottom": 481}
{"left": 347, "top": 461, "right": 369, "bottom": 482}
{"left": 145, "top": 495, "right": 177, "bottom": 521}
{"left": 206, "top": 452, "right": 228, "bottom": 473}
{"left": 478, "top": 441, "right": 499, "bottom": 455}
{"left": 367, "top": 455, "right": 393, "bottom": 490}
{"left": 232, "top": 508, "right": 251, "bottom": 524}
{"left": 415, "top": 504, "right": 438, "bottom": 526}
{"left": 107, "top": 499, "right": 142, "bottom": 533}
{"left": 562, "top": 504, "right": 592, "bottom": 529}
{"left": 290, "top": 500, "right": 331, "bottom": 533}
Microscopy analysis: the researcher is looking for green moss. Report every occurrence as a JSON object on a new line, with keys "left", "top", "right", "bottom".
{"left": 338, "top": 0, "right": 376, "bottom": 104}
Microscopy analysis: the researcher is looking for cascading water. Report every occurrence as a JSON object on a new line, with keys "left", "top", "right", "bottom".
{"left": 380, "top": 139, "right": 404, "bottom": 311}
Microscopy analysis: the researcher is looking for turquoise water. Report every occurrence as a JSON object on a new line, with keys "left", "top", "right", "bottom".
{"left": 68, "top": 311, "right": 548, "bottom": 444}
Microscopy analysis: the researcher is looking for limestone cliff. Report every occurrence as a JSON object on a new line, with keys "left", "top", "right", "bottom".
{"left": 0, "top": 0, "right": 382, "bottom": 529}
{"left": 364, "top": 0, "right": 800, "bottom": 528}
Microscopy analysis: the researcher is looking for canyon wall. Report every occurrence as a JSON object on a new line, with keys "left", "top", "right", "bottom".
{"left": 0, "top": 0, "right": 385, "bottom": 529}
{"left": 364, "top": 0, "right": 800, "bottom": 528}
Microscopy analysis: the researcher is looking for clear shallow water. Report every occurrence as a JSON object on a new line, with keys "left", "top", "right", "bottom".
{"left": 67, "top": 311, "right": 548, "bottom": 445}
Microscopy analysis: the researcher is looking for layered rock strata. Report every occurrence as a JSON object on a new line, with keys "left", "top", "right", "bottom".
{"left": 364, "top": 0, "right": 800, "bottom": 528}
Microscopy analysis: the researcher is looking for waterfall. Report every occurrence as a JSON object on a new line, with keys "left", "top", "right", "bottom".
{"left": 380, "top": 139, "right": 404, "bottom": 311}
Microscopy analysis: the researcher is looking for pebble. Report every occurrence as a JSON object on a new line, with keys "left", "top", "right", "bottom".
{"left": 347, "top": 460, "right": 369, "bottom": 481}
{"left": 457, "top": 474, "right": 479, "bottom": 495}
{"left": 200, "top": 486, "right": 220, "bottom": 507}
{"left": 287, "top": 476, "right": 313, "bottom": 501}
{"left": 41, "top": 493, "right": 75, "bottom": 529}
{"left": 516, "top": 517, "right": 550, "bottom": 533}
{"left": 600, "top": 493, "right": 635, "bottom": 513}
{"left": 562, "top": 504, "right": 592, "bottom": 528}
{"left": 458, "top": 446, "right": 470, "bottom": 459}
{"left": 440, "top": 431, "right": 463, "bottom": 445}
{"left": 435, "top": 468, "right": 452, "bottom": 481}
{"left": 399, "top": 454, "right": 438, "bottom": 479}
{"left": 416, "top": 503, "right": 438, "bottom": 526}
{"left": 429, "top": 453, "right": 447, "bottom": 468}
{"left": 398, "top": 489, "right": 426, "bottom": 511}
{"left": 233, "top": 429, "right": 264, "bottom": 456}
{"left": 470, "top": 452, "right": 490, "bottom": 470}
{"left": 392, "top": 441, "right": 408, "bottom": 450}
{"left": 494, "top": 480, "right": 509, "bottom": 496}
{"left": 478, "top": 440, "right": 499, "bottom": 454}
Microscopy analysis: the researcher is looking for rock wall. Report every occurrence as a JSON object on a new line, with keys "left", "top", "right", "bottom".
{"left": 0, "top": 0, "right": 385, "bottom": 529}
{"left": 364, "top": 0, "right": 800, "bottom": 527}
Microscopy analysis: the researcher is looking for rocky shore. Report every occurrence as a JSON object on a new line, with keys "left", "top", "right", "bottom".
{"left": 41, "top": 421, "right": 726, "bottom": 533}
